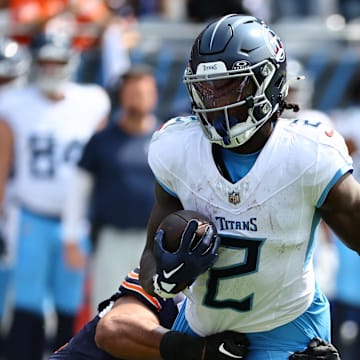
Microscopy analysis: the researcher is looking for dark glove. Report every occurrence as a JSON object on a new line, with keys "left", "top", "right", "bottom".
{"left": 160, "top": 330, "right": 249, "bottom": 360}
{"left": 289, "top": 337, "right": 341, "bottom": 359}
{"left": 153, "top": 219, "right": 220, "bottom": 298}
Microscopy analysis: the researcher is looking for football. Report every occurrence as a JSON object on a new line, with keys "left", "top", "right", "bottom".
{"left": 158, "top": 209, "right": 213, "bottom": 253}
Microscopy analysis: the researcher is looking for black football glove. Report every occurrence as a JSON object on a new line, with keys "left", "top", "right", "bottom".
{"left": 289, "top": 337, "right": 341, "bottom": 359}
{"left": 153, "top": 219, "right": 220, "bottom": 298}
{"left": 160, "top": 330, "right": 249, "bottom": 360}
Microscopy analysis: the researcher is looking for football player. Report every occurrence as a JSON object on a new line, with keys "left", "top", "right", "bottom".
{"left": 0, "top": 36, "right": 32, "bottom": 357}
{"left": 0, "top": 36, "right": 110, "bottom": 359}
{"left": 0, "top": 37, "right": 31, "bottom": 255}
{"left": 0, "top": 36, "right": 32, "bottom": 266}
{"left": 138, "top": 14, "right": 358, "bottom": 359}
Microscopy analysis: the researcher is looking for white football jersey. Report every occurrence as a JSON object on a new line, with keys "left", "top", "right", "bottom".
{"left": 0, "top": 83, "right": 110, "bottom": 216}
{"left": 149, "top": 116, "right": 352, "bottom": 334}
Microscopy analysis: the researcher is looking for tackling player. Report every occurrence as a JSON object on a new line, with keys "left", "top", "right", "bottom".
{"left": 48, "top": 267, "right": 250, "bottom": 360}
{"left": 48, "top": 267, "right": 339, "bottom": 360}
{"left": 0, "top": 36, "right": 110, "bottom": 359}
{"left": 139, "top": 14, "right": 357, "bottom": 359}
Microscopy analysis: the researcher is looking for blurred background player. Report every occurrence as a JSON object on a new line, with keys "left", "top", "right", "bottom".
{"left": 3, "top": 0, "right": 139, "bottom": 92}
{"left": 0, "top": 36, "right": 110, "bottom": 360}
{"left": 0, "top": 36, "right": 31, "bottom": 359}
{"left": 62, "top": 64, "right": 159, "bottom": 315}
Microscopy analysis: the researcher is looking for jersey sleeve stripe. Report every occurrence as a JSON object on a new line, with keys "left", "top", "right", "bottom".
{"left": 316, "top": 166, "right": 353, "bottom": 207}
{"left": 121, "top": 281, "right": 162, "bottom": 312}
{"left": 128, "top": 269, "right": 140, "bottom": 280}
{"left": 156, "top": 179, "right": 178, "bottom": 198}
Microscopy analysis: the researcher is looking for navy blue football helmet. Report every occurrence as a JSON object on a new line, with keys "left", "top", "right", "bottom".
{"left": 184, "top": 14, "right": 288, "bottom": 148}
{"left": 35, "top": 36, "right": 78, "bottom": 94}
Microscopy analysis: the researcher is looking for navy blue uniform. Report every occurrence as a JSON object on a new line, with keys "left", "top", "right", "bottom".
{"left": 49, "top": 268, "right": 180, "bottom": 359}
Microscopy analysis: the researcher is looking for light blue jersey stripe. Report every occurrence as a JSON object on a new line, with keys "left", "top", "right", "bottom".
{"left": 316, "top": 166, "right": 352, "bottom": 208}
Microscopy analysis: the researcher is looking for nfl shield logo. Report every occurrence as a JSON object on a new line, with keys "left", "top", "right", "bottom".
{"left": 228, "top": 191, "right": 240, "bottom": 205}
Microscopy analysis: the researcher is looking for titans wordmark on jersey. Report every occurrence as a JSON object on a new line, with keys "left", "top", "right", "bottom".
{"left": 149, "top": 116, "right": 352, "bottom": 334}
{"left": 0, "top": 83, "right": 110, "bottom": 216}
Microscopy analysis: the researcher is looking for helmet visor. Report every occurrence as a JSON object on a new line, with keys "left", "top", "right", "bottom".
{"left": 192, "top": 76, "right": 255, "bottom": 109}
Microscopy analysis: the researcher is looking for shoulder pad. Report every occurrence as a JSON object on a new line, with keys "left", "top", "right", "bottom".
{"left": 157, "top": 116, "right": 198, "bottom": 134}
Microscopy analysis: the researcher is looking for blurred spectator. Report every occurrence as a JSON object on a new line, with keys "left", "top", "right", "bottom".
{"left": 0, "top": 37, "right": 110, "bottom": 359}
{"left": 186, "top": 0, "right": 250, "bottom": 22}
{"left": 271, "top": 0, "right": 318, "bottom": 20}
{"left": 127, "top": 0, "right": 161, "bottom": 18}
{"left": 69, "top": 0, "right": 139, "bottom": 90}
{"left": 62, "top": 65, "right": 159, "bottom": 315}
{"left": 8, "top": 0, "right": 70, "bottom": 47}
{"left": 100, "top": 0, "right": 139, "bottom": 90}
{"left": 338, "top": 0, "right": 360, "bottom": 22}
{"left": 242, "top": 0, "right": 272, "bottom": 23}
{"left": 271, "top": 0, "right": 339, "bottom": 22}
{"left": 4, "top": 1, "right": 139, "bottom": 88}
{"left": 161, "top": 0, "right": 187, "bottom": 21}
{"left": 0, "top": 0, "right": 10, "bottom": 37}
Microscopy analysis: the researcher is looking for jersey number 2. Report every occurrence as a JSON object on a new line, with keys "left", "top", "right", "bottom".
{"left": 204, "top": 236, "right": 264, "bottom": 311}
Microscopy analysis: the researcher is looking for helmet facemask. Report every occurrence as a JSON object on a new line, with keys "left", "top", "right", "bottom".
{"left": 35, "top": 42, "right": 78, "bottom": 96}
{"left": 184, "top": 59, "right": 282, "bottom": 148}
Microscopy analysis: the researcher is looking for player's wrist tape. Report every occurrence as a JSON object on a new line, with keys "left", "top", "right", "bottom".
{"left": 160, "top": 331, "right": 205, "bottom": 360}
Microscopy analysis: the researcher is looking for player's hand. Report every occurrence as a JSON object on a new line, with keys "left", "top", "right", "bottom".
{"left": 64, "top": 243, "right": 87, "bottom": 269}
{"left": 289, "top": 337, "right": 341, "bottom": 359}
{"left": 160, "top": 330, "right": 249, "bottom": 360}
{"left": 152, "top": 220, "right": 220, "bottom": 298}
